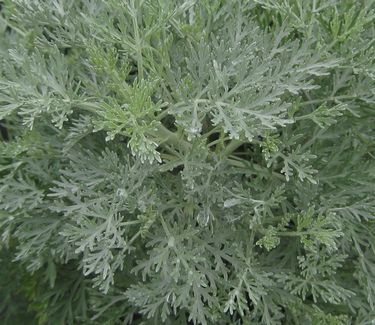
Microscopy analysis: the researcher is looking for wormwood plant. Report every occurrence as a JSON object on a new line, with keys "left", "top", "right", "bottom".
{"left": 0, "top": 0, "right": 374, "bottom": 324}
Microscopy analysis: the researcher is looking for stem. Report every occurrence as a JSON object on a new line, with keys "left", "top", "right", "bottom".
{"left": 160, "top": 152, "right": 179, "bottom": 161}
{"left": 202, "top": 125, "right": 221, "bottom": 139}
{"left": 207, "top": 137, "right": 231, "bottom": 148}
{"left": 156, "top": 108, "right": 170, "bottom": 121}
{"left": 125, "top": 230, "right": 142, "bottom": 249}
{"left": 149, "top": 124, "right": 191, "bottom": 152}
{"left": 277, "top": 231, "right": 312, "bottom": 237}
{"left": 76, "top": 101, "right": 100, "bottom": 112}
{"left": 120, "top": 220, "right": 142, "bottom": 227}
{"left": 91, "top": 296, "right": 127, "bottom": 320}
{"left": 227, "top": 158, "right": 284, "bottom": 180}
{"left": 223, "top": 139, "right": 244, "bottom": 156}
{"left": 300, "top": 95, "right": 356, "bottom": 107}
{"left": 130, "top": 0, "right": 144, "bottom": 79}
{"left": 0, "top": 16, "right": 26, "bottom": 37}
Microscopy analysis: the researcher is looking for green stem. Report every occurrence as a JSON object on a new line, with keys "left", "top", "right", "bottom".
{"left": 156, "top": 108, "right": 170, "bottom": 121}
{"left": 0, "top": 16, "right": 26, "bottom": 37}
{"left": 125, "top": 230, "right": 142, "bottom": 249}
{"left": 207, "top": 137, "right": 231, "bottom": 148}
{"left": 227, "top": 158, "right": 284, "bottom": 180}
{"left": 223, "top": 139, "right": 244, "bottom": 156}
{"left": 277, "top": 231, "right": 314, "bottom": 237}
{"left": 149, "top": 124, "right": 191, "bottom": 152}
{"left": 76, "top": 101, "right": 100, "bottom": 112}
{"left": 300, "top": 95, "right": 356, "bottom": 107}
{"left": 202, "top": 125, "right": 221, "bottom": 139}
{"left": 120, "top": 220, "right": 142, "bottom": 227}
{"left": 130, "top": 0, "right": 144, "bottom": 80}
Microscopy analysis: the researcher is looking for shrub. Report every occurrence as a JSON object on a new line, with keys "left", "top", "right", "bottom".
{"left": 0, "top": 0, "right": 375, "bottom": 324}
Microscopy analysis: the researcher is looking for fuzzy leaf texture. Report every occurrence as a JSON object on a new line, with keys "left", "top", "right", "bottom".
{"left": 0, "top": 0, "right": 375, "bottom": 324}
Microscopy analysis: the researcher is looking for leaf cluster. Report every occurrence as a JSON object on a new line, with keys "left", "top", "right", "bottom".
{"left": 0, "top": 0, "right": 375, "bottom": 324}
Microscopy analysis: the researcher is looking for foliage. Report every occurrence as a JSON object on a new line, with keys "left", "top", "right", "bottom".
{"left": 0, "top": 0, "right": 374, "bottom": 324}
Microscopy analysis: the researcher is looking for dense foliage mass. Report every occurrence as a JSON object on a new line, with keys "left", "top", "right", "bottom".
{"left": 0, "top": 0, "right": 375, "bottom": 324}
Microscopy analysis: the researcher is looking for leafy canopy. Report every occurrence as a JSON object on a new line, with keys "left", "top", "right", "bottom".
{"left": 0, "top": 0, "right": 375, "bottom": 324}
